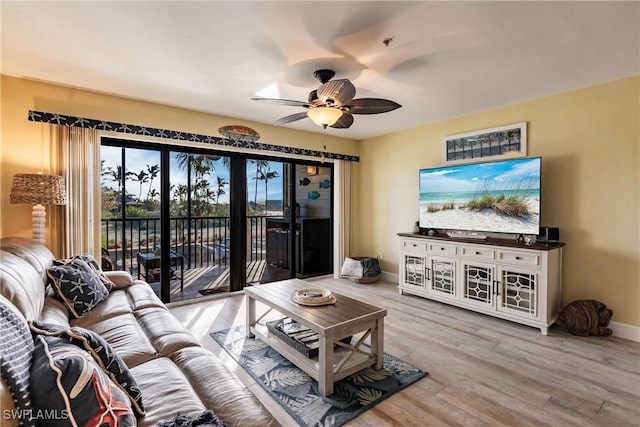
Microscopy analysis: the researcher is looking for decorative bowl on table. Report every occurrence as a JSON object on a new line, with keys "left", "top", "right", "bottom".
{"left": 291, "top": 288, "right": 336, "bottom": 306}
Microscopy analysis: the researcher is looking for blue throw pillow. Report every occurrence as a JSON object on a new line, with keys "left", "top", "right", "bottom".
{"left": 0, "top": 296, "right": 35, "bottom": 427}
{"left": 53, "top": 254, "right": 115, "bottom": 291}
{"left": 46, "top": 258, "right": 109, "bottom": 318}
{"left": 29, "top": 321, "right": 144, "bottom": 417}
{"left": 30, "top": 334, "right": 135, "bottom": 427}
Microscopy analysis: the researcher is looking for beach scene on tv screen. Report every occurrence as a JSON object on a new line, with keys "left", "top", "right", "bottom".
{"left": 419, "top": 157, "right": 541, "bottom": 234}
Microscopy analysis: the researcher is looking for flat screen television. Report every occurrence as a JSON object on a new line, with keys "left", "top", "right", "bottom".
{"left": 419, "top": 157, "right": 541, "bottom": 235}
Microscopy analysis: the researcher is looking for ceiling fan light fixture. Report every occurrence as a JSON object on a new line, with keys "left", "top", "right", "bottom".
{"left": 307, "top": 106, "right": 342, "bottom": 128}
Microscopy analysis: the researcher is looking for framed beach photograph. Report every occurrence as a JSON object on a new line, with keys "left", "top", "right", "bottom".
{"left": 443, "top": 122, "right": 527, "bottom": 165}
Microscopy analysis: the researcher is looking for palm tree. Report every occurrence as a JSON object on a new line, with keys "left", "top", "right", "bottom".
{"left": 252, "top": 160, "right": 269, "bottom": 210}
{"left": 103, "top": 165, "right": 132, "bottom": 185}
{"left": 133, "top": 170, "right": 149, "bottom": 201}
{"left": 171, "top": 184, "right": 189, "bottom": 216}
{"left": 192, "top": 180, "right": 216, "bottom": 216}
{"left": 256, "top": 164, "right": 279, "bottom": 213}
{"left": 215, "top": 176, "right": 228, "bottom": 206}
{"left": 102, "top": 165, "right": 134, "bottom": 210}
{"left": 145, "top": 164, "right": 160, "bottom": 201}
{"left": 175, "top": 153, "right": 221, "bottom": 174}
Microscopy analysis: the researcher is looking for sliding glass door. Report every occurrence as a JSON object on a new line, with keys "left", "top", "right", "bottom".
{"left": 255, "top": 160, "right": 333, "bottom": 285}
{"left": 100, "top": 143, "right": 164, "bottom": 289}
{"left": 168, "top": 152, "right": 231, "bottom": 298}
{"left": 246, "top": 159, "right": 289, "bottom": 285}
{"left": 101, "top": 137, "right": 333, "bottom": 302}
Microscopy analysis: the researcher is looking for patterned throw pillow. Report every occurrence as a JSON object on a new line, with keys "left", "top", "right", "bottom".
{"left": 30, "top": 335, "right": 136, "bottom": 427}
{"left": 29, "top": 321, "right": 145, "bottom": 416}
{"left": 54, "top": 254, "right": 115, "bottom": 291}
{"left": 0, "top": 296, "right": 35, "bottom": 427}
{"left": 46, "top": 258, "right": 109, "bottom": 318}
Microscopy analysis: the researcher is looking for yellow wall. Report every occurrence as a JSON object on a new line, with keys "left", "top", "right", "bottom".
{"left": 355, "top": 76, "right": 640, "bottom": 327}
{"left": 0, "top": 76, "right": 358, "bottom": 246}
{"left": 2, "top": 75, "right": 639, "bottom": 327}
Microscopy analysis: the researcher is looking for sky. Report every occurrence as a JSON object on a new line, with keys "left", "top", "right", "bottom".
{"left": 100, "top": 146, "right": 285, "bottom": 204}
{"left": 419, "top": 157, "right": 541, "bottom": 194}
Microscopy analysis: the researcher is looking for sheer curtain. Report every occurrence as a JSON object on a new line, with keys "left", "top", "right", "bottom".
{"left": 333, "top": 159, "right": 352, "bottom": 277}
{"left": 50, "top": 126, "right": 101, "bottom": 259}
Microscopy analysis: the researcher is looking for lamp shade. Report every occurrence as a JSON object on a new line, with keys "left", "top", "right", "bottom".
{"left": 307, "top": 107, "right": 342, "bottom": 128}
{"left": 10, "top": 173, "right": 67, "bottom": 205}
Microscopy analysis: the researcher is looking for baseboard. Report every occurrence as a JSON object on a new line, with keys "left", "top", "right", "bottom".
{"left": 609, "top": 321, "right": 640, "bottom": 342}
{"left": 380, "top": 271, "right": 398, "bottom": 283}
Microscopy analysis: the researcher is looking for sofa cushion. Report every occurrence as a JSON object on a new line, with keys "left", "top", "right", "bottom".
{"left": 29, "top": 320, "right": 145, "bottom": 416}
{"left": 135, "top": 307, "right": 201, "bottom": 356}
{"left": 46, "top": 258, "right": 109, "bottom": 318}
{"left": 39, "top": 295, "right": 72, "bottom": 327}
{"left": 30, "top": 334, "right": 136, "bottom": 427}
{"left": 170, "top": 346, "right": 281, "bottom": 427}
{"left": 130, "top": 357, "right": 210, "bottom": 427}
{"left": 0, "top": 295, "right": 35, "bottom": 427}
{"left": 0, "top": 250, "right": 48, "bottom": 320}
{"left": 1, "top": 236, "right": 55, "bottom": 280}
{"left": 71, "top": 289, "right": 132, "bottom": 325}
{"left": 73, "top": 312, "right": 158, "bottom": 368}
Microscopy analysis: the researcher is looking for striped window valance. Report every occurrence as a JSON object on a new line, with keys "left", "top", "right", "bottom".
{"left": 28, "top": 110, "right": 359, "bottom": 162}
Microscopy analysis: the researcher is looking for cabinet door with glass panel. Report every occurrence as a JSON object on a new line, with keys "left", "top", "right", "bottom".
{"left": 460, "top": 260, "right": 497, "bottom": 309}
{"left": 400, "top": 239, "right": 428, "bottom": 291}
{"left": 424, "top": 241, "right": 457, "bottom": 301}
{"left": 426, "top": 255, "right": 457, "bottom": 301}
{"left": 496, "top": 266, "right": 539, "bottom": 319}
{"left": 401, "top": 252, "right": 428, "bottom": 291}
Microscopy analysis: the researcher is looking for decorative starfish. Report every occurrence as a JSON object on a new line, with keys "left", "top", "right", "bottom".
{"left": 85, "top": 371, "right": 133, "bottom": 427}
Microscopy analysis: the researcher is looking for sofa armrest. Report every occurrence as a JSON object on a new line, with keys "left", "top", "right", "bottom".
{"left": 103, "top": 271, "right": 134, "bottom": 289}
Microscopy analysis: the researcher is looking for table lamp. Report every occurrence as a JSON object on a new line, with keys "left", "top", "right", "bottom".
{"left": 10, "top": 172, "right": 67, "bottom": 244}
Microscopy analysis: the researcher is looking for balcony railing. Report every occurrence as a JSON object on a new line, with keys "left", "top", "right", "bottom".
{"left": 101, "top": 215, "right": 270, "bottom": 277}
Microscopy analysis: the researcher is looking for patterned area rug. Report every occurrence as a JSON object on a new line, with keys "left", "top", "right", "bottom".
{"left": 210, "top": 327, "right": 427, "bottom": 427}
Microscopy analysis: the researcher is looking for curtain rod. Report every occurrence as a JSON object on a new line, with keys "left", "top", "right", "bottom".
{"left": 27, "top": 110, "right": 359, "bottom": 162}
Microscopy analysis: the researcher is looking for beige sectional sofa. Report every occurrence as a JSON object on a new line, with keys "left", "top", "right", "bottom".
{"left": 0, "top": 237, "right": 279, "bottom": 427}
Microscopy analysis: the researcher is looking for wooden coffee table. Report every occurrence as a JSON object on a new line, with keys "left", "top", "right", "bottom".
{"left": 244, "top": 279, "right": 387, "bottom": 396}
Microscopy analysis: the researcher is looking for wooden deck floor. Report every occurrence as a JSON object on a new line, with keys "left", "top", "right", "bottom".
{"left": 168, "top": 277, "right": 640, "bottom": 427}
{"left": 149, "top": 260, "right": 293, "bottom": 303}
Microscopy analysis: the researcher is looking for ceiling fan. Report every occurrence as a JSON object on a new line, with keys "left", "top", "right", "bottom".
{"left": 252, "top": 69, "right": 401, "bottom": 129}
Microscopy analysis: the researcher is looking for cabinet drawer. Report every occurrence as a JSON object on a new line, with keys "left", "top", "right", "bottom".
{"left": 498, "top": 250, "right": 540, "bottom": 267}
{"left": 461, "top": 245, "right": 496, "bottom": 261}
{"left": 402, "top": 239, "right": 427, "bottom": 251}
{"left": 428, "top": 242, "right": 458, "bottom": 256}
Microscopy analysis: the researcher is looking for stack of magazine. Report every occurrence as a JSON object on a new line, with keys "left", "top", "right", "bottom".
{"left": 266, "top": 317, "right": 352, "bottom": 359}
{"left": 267, "top": 317, "right": 320, "bottom": 358}
{"left": 277, "top": 318, "right": 320, "bottom": 345}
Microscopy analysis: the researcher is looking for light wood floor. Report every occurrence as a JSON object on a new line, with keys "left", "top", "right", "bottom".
{"left": 168, "top": 277, "right": 640, "bottom": 427}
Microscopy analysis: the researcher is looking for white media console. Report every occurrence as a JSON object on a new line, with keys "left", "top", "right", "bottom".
{"left": 398, "top": 233, "right": 564, "bottom": 335}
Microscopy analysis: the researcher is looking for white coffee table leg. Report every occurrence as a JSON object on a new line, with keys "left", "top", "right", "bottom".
{"left": 318, "top": 335, "right": 333, "bottom": 396}
{"left": 246, "top": 294, "right": 255, "bottom": 338}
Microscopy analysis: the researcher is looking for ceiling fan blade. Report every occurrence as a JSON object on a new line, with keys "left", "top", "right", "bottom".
{"left": 344, "top": 98, "right": 402, "bottom": 115}
{"left": 317, "top": 79, "right": 356, "bottom": 106}
{"left": 251, "top": 97, "right": 309, "bottom": 108}
{"left": 274, "top": 111, "right": 309, "bottom": 126}
{"left": 330, "top": 112, "right": 354, "bottom": 129}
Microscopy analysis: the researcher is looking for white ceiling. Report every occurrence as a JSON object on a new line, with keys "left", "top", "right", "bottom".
{"left": 2, "top": 1, "right": 638, "bottom": 140}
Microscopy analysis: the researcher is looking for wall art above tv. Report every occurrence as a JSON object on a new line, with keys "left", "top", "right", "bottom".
{"left": 443, "top": 122, "right": 527, "bottom": 165}
{"left": 419, "top": 157, "right": 541, "bottom": 235}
